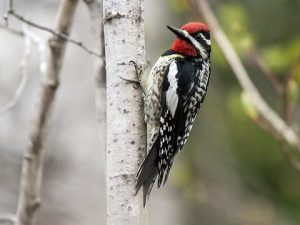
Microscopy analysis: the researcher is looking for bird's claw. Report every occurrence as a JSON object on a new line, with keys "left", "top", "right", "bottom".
{"left": 130, "top": 60, "right": 147, "bottom": 80}
{"left": 121, "top": 60, "right": 147, "bottom": 94}
{"left": 119, "top": 75, "right": 141, "bottom": 89}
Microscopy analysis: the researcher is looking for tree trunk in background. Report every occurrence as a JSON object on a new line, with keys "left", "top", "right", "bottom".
{"left": 84, "top": 0, "right": 106, "bottom": 153}
{"left": 103, "top": 0, "right": 147, "bottom": 224}
{"left": 16, "top": 1, "right": 78, "bottom": 225}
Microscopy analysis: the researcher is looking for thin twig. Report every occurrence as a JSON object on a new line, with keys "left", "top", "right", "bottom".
{"left": 193, "top": 0, "right": 300, "bottom": 151}
{"left": 3, "top": 0, "right": 13, "bottom": 26}
{"left": 2, "top": 0, "right": 101, "bottom": 58}
{"left": 0, "top": 25, "right": 44, "bottom": 115}
{"left": 23, "top": 25, "right": 47, "bottom": 74}
{"left": 10, "top": 11, "right": 101, "bottom": 58}
{"left": 0, "top": 68, "right": 28, "bottom": 115}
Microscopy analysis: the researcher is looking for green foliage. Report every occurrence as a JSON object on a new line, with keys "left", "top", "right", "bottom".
{"left": 168, "top": 0, "right": 189, "bottom": 13}
{"left": 228, "top": 90, "right": 281, "bottom": 182}
{"left": 218, "top": 3, "right": 254, "bottom": 54}
{"left": 240, "top": 0, "right": 300, "bottom": 46}
{"left": 211, "top": 41, "right": 228, "bottom": 68}
{"left": 262, "top": 39, "right": 300, "bottom": 76}
{"left": 227, "top": 88, "right": 300, "bottom": 223}
{"left": 171, "top": 162, "right": 204, "bottom": 204}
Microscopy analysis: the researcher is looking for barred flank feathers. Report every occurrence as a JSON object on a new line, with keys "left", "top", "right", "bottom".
{"left": 135, "top": 143, "right": 158, "bottom": 207}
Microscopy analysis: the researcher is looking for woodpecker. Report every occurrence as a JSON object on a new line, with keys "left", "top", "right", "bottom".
{"left": 136, "top": 22, "right": 211, "bottom": 206}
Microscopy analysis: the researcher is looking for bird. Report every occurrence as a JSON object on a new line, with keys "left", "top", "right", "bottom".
{"left": 136, "top": 22, "right": 211, "bottom": 206}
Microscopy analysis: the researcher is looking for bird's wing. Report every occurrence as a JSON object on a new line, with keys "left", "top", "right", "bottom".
{"left": 144, "top": 54, "right": 183, "bottom": 153}
{"left": 156, "top": 58, "right": 196, "bottom": 186}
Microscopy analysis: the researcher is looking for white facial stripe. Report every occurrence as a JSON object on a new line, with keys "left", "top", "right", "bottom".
{"left": 199, "top": 33, "right": 211, "bottom": 46}
{"left": 182, "top": 30, "right": 201, "bottom": 49}
{"left": 183, "top": 30, "right": 208, "bottom": 59}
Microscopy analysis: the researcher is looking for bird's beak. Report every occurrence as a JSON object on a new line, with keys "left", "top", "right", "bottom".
{"left": 167, "top": 25, "right": 187, "bottom": 39}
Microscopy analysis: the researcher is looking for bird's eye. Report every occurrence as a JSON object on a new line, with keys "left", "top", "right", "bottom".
{"left": 194, "top": 31, "right": 210, "bottom": 40}
{"left": 201, "top": 31, "right": 210, "bottom": 39}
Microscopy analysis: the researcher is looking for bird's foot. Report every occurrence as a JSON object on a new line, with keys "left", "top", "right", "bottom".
{"left": 119, "top": 75, "right": 141, "bottom": 89}
{"left": 129, "top": 60, "right": 147, "bottom": 79}
{"left": 119, "top": 60, "right": 147, "bottom": 93}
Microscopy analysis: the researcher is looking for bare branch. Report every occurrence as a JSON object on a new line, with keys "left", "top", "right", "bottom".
{"left": 3, "top": 0, "right": 13, "bottom": 26}
{"left": 194, "top": 0, "right": 300, "bottom": 152}
{"left": 2, "top": 0, "right": 101, "bottom": 58}
{"left": 0, "top": 25, "right": 46, "bottom": 116}
{"left": 0, "top": 67, "right": 28, "bottom": 115}
{"left": 15, "top": 1, "right": 79, "bottom": 224}
{"left": 23, "top": 26, "right": 48, "bottom": 74}
{"left": 11, "top": 11, "right": 101, "bottom": 58}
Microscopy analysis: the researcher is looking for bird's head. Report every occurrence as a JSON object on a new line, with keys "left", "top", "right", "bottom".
{"left": 167, "top": 22, "right": 211, "bottom": 58}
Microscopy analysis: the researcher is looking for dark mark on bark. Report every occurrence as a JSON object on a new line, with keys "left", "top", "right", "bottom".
{"left": 117, "top": 61, "right": 126, "bottom": 65}
{"left": 104, "top": 12, "right": 125, "bottom": 23}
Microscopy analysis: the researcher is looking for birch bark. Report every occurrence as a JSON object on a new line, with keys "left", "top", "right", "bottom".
{"left": 103, "top": 0, "right": 148, "bottom": 224}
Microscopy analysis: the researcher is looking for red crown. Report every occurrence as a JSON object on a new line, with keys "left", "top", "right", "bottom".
{"left": 181, "top": 22, "right": 209, "bottom": 34}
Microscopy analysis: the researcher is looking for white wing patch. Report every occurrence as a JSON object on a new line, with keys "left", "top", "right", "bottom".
{"left": 144, "top": 54, "right": 183, "bottom": 152}
{"left": 166, "top": 61, "right": 179, "bottom": 118}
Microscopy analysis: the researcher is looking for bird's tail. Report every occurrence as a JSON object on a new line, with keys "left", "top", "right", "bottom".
{"left": 135, "top": 144, "right": 158, "bottom": 207}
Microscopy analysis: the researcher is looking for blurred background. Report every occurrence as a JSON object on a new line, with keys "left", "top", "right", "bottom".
{"left": 1, "top": 0, "right": 300, "bottom": 224}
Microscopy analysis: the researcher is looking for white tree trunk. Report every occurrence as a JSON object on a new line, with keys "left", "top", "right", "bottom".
{"left": 103, "top": 0, "right": 147, "bottom": 224}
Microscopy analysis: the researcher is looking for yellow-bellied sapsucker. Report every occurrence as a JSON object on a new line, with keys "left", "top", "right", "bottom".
{"left": 136, "top": 22, "right": 211, "bottom": 206}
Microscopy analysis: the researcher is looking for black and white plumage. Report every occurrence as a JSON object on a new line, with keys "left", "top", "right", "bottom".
{"left": 135, "top": 22, "right": 211, "bottom": 206}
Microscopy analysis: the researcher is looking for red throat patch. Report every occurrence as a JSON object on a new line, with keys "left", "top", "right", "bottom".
{"left": 171, "top": 38, "right": 198, "bottom": 57}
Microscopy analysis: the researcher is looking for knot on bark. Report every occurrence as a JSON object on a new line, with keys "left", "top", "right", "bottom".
{"left": 103, "top": 11, "right": 125, "bottom": 23}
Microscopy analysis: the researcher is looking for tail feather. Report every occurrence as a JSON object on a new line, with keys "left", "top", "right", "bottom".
{"left": 135, "top": 145, "right": 158, "bottom": 207}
